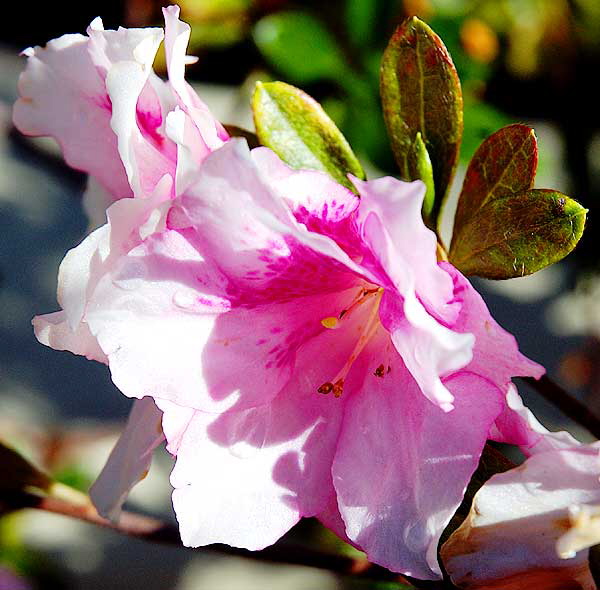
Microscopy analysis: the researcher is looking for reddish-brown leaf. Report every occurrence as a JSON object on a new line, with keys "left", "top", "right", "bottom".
{"left": 450, "top": 189, "right": 586, "bottom": 279}
{"left": 452, "top": 124, "right": 538, "bottom": 238}
{"left": 380, "top": 16, "right": 463, "bottom": 227}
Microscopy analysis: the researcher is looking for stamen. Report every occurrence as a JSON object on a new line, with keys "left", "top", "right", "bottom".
{"left": 330, "top": 287, "right": 381, "bottom": 323}
{"left": 374, "top": 364, "right": 385, "bottom": 377}
{"left": 316, "top": 287, "right": 384, "bottom": 398}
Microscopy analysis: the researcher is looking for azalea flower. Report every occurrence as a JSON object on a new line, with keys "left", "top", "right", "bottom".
{"left": 16, "top": 7, "right": 547, "bottom": 581}
{"left": 13, "top": 6, "right": 227, "bottom": 225}
{"left": 441, "top": 440, "right": 600, "bottom": 590}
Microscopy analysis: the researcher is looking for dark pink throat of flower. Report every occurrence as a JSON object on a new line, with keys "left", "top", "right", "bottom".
{"left": 317, "top": 286, "right": 384, "bottom": 398}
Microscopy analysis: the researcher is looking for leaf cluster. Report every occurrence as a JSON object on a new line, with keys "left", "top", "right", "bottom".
{"left": 247, "top": 15, "right": 586, "bottom": 279}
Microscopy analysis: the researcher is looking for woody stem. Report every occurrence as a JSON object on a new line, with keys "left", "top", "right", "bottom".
{"left": 522, "top": 375, "right": 600, "bottom": 440}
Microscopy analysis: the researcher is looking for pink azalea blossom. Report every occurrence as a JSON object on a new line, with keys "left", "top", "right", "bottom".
{"left": 13, "top": 6, "right": 227, "bottom": 225}
{"left": 18, "top": 9, "right": 548, "bottom": 581}
{"left": 441, "top": 440, "right": 600, "bottom": 590}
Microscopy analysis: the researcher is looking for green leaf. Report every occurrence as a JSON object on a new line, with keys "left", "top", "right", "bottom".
{"left": 452, "top": 124, "right": 538, "bottom": 240}
{"left": 449, "top": 189, "right": 587, "bottom": 279}
{"left": 461, "top": 98, "right": 511, "bottom": 164}
{"left": 409, "top": 132, "right": 435, "bottom": 219}
{"left": 253, "top": 11, "right": 350, "bottom": 84}
{"left": 380, "top": 16, "right": 463, "bottom": 227}
{"left": 252, "top": 81, "right": 365, "bottom": 189}
{"left": 345, "top": 0, "right": 379, "bottom": 49}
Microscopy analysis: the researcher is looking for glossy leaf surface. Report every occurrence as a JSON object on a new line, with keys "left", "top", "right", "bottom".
{"left": 381, "top": 16, "right": 463, "bottom": 226}
{"left": 453, "top": 124, "right": 537, "bottom": 237}
{"left": 450, "top": 189, "right": 587, "bottom": 279}
{"left": 253, "top": 81, "right": 365, "bottom": 189}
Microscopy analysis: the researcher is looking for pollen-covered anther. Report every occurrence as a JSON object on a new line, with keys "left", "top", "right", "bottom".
{"left": 333, "top": 379, "right": 344, "bottom": 398}
{"left": 321, "top": 317, "right": 339, "bottom": 329}
{"left": 318, "top": 382, "right": 334, "bottom": 395}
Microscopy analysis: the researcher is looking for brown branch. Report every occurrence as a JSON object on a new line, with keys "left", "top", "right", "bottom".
{"left": 522, "top": 375, "right": 600, "bottom": 440}
{"left": 3, "top": 489, "right": 421, "bottom": 586}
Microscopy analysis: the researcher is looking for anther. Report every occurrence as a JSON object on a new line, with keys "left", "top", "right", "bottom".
{"left": 332, "top": 379, "right": 344, "bottom": 398}
{"left": 321, "top": 317, "right": 339, "bottom": 329}
{"left": 374, "top": 364, "right": 385, "bottom": 377}
{"left": 318, "top": 382, "right": 334, "bottom": 394}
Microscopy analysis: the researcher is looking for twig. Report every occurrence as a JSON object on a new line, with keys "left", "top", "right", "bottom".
{"left": 522, "top": 375, "right": 600, "bottom": 439}
{"left": 4, "top": 489, "right": 419, "bottom": 586}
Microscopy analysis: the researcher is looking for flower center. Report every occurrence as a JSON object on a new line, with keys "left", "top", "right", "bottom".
{"left": 318, "top": 286, "right": 383, "bottom": 398}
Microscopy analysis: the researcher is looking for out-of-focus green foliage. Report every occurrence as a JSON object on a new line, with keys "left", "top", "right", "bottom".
{"left": 248, "top": 2, "right": 506, "bottom": 171}
{"left": 179, "top": 0, "right": 252, "bottom": 46}
{"left": 253, "top": 11, "right": 351, "bottom": 84}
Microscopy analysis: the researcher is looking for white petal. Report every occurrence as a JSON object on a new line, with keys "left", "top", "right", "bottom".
{"left": 90, "top": 397, "right": 164, "bottom": 521}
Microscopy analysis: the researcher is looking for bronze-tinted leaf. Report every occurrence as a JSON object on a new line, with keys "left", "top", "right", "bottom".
{"left": 452, "top": 124, "right": 538, "bottom": 239}
{"left": 450, "top": 189, "right": 587, "bottom": 279}
{"left": 252, "top": 81, "right": 364, "bottom": 189}
{"left": 380, "top": 16, "right": 462, "bottom": 227}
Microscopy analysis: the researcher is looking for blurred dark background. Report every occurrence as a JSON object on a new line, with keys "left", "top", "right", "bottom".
{"left": 1, "top": 1, "right": 600, "bottom": 588}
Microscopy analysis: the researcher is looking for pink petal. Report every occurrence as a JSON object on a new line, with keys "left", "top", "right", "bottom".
{"left": 90, "top": 397, "right": 164, "bottom": 521}
{"left": 441, "top": 444, "right": 600, "bottom": 590}
{"left": 443, "top": 263, "right": 544, "bottom": 387}
{"left": 13, "top": 31, "right": 130, "bottom": 198}
{"left": 57, "top": 224, "right": 111, "bottom": 329}
{"left": 171, "top": 140, "right": 366, "bottom": 305}
{"left": 352, "top": 176, "right": 458, "bottom": 324}
{"left": 171, "top": 407, "right": 303, "bottom": 549}
{"left": 86, "top": 18, "right": 162, "bottom": 73}
{"left": 165, "top": 107, "right": 213, "bottom": 195}
{"left": 106, "top": 59, "right": 175, "bottom": 198}
{"left": 251, "top": 147, "right": 359, "bottom": 247}
{"left": 55, "top": 175, "right": 172, "bottom": 331}
{"left": 169, "top": 315, "right": 369, "bottom": 549}
{"left": 85, "top": 226, "right": 360, "bottom": 412}
{"left": 162, "top": 5, "right": 227, "bottom": 149}
{"left": 13, "top": 18, "right": 178, "bottom": 205}
{"left": 154, "top": 398, "right": 195, "bottom": 456}
{"left": 32, "top": 310, "right": 107, "bottom": 364}
{"left": 490, "top": 384, "right": 579, "bottom": 455}
{"left": 332, "top": 336, "right": 504, "bottom": 579}
{"left": 348, "top": 177, "right": 474, "bottom": 410}
{"left": 87, "top": 18, "right": 180, "bottom": 196}
{"left": 441, "top": 264, "right": 553, "bottom": 449}
{"left": 380, "top": 290, "right": 474, "bottom": 411}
